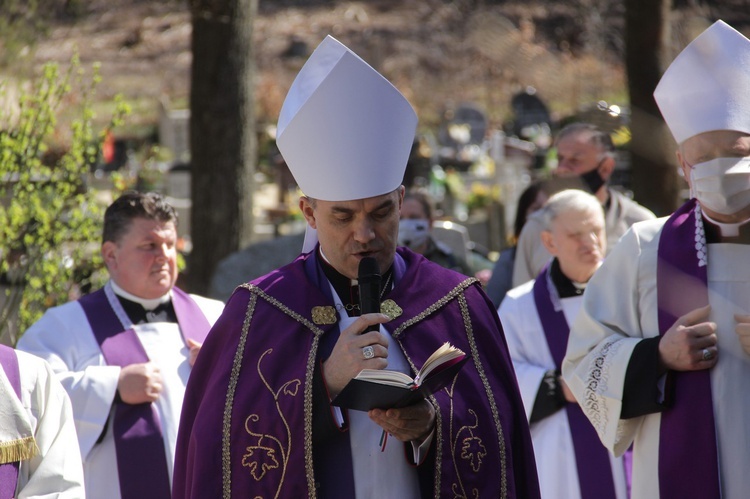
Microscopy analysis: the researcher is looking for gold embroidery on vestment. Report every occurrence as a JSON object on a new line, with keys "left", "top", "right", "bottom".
{"left": 229, "top": 284, "right": 323, "bottom": 497}
{"left": 380, "top": 299, "right": 402, "bottom": 319}
{"left": 392, "top": 277, "right": 503, "bottom": 498}
{"left": 311, "top": 306, "right": 337, "bottom": 325}
{"left": 222, "top": 291, "right": 257, "bottom": 498}
{"left": 459, "top": 292, "right": 507, "bottom": 496}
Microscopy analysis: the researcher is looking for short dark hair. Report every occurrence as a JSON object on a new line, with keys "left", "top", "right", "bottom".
{"left": 555, "top": 122, "right": 615, "bottom": 155}
{"left": 513, "top": 181, "right": 544, "bottom": 240}
{"left": 103, "top": 191, "right": 178, "bottom": 244}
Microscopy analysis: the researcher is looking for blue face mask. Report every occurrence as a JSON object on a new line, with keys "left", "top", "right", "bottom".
{"left": 398, "top": 219, "right": 430, "bottom": 249}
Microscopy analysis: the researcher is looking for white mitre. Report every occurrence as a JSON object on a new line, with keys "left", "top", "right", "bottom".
{"left": 276, "top": 35, "right": 418, "bottom": 253}
{"left": 654, "top": 20, "right": 750, "bottom": 144}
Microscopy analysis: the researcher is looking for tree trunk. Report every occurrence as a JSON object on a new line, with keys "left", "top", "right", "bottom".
{"left": 187, "top": 0, "right": 257, "bottom": 295}
{"left": 625, "top": 0, "right": 681, "bottom": 216}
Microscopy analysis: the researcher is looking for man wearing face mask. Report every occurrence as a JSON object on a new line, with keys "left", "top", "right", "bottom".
{"left": 398, "top": 190, "right": 472, "bottom": 275}
{"left": 511, "top": 123, "right": 655, "bottom": 287}
{"left": 562, "top": 20, "right": 750, "bottom": 499}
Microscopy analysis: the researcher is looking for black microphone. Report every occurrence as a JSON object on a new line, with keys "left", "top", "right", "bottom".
{"left": 358, "top": 257, "right": 381, "bottom": 332}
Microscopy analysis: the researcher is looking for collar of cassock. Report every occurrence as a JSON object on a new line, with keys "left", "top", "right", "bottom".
{"left": 549, "top": 258, "right": 587, "bottom": 298}
{"left": 702, "top": 209, "right": 750, "bottom": 244}
{"left": 110, "top": 281, "right": 177, "bottom": 324}
{"left": 318, "top": 248, "right": 394, "bottom": 316}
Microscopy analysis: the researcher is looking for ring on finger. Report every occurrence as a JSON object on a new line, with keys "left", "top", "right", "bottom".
{"left": 363, "top": 345, "right": 375, "bottom": 360}
{"left": 702, "top": 348, "right": 714, "bottom": 361}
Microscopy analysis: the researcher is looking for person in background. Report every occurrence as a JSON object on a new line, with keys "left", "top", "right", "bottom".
{"left": 173, "top": 35, "right": 540, "bottom": 498}
{"left": 0, "top": 344, "right": 84, "bottom": 498}
{"left": 512, "top": 123, "right": 654, "bottom": 287}
{"left": 398, "top": 189, "right": 472, "bottom": 275}
{"left": 563, "top": 20, "right": 750, "bottom": 498}
{"left": 17, "top": 191, "right": 225, "bottom": 499}
{"left": 485, "top": 181, "right": 548, "bottom": 308}
{"left": 499, "top": 190, "right": 627, "bottom": 499}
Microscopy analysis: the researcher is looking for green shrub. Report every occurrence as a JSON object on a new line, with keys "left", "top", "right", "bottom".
{"left": 0, "top": 55, "right": 130, "bottom": 345}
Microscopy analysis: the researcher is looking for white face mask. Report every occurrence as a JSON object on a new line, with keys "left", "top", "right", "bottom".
{"left": 690, "top": 157, "right": 750, "bottom": 215}
{"left": 398, "top": 219, "right": 430, "bottom": 249}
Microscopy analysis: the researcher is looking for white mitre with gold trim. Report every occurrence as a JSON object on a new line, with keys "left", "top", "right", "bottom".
{"left": 276, "top": 35, "right": 417, "bottom": 253}
{"left": 654, "top": 20, "right": 750, "bottom": 144}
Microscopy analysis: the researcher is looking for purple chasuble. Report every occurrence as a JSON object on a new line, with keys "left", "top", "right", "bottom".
{"left": 0, "top": 345, "right": 22, "bottom": 499}
{"left": 172, "top": 248, "right": 540, "bottom": 499}
{"left": 656, "top": 199, "right": 720, "bottom": 498}
{"left": 79, "top": 286, "right": 211, "bottom": 499}
{"left": 533, "top": 266, "right": 617, "bottom": 499}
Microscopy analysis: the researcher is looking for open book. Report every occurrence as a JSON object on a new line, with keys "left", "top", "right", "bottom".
{"left": 331, "top": 342, "right": 468, "bottom": 412}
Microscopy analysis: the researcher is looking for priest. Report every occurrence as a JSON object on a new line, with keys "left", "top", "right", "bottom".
{"left": 1, "top": 345, "right": 84, "bottom": 498}
{"left": 17, "top": 192, "right": 225, "bottom": 498}
{"left": 173, "top": 36, "right": 540, "bottom": 498}
{"left": 499, "top": 189, "right": 627, "bottom": 499}
{"left": 562, "top": 20, "right": 750, "bottom": 499}
{"left": 511, "top": 122, "right": 654, "bottom": 287}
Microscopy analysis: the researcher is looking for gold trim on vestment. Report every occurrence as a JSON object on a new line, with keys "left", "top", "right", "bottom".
{"left": 227, "top": 284, "right": 324, "bottom": 498}
{"left": 0, "top": 436, "right": 38, "bottom": 464}
{"left": 458, "top": 292, "right": 508, "bottom": 497}
{"left": 222, "top": 292, "right": 257, "bottom": 499}
{"left": 391, "top": 278, "right": 477, "bottom": 338}
{"left": 392, "top": 277, "right": 508, "bottom": 497}
{"left": 224, "top": 279, "right": 506, "bottom": 497}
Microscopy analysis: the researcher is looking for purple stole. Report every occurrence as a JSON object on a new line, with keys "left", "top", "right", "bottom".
{"left": 0, "top": 345, "right": 22, "bottom": 499}
{"left": 656, "top": 199, "right": 720, "bottom": 498}
{"left": 533, "top": 265, "right": 617, "bottom": 499}
{"left": 79, "top": 285, "right": 211, "bottom": 499}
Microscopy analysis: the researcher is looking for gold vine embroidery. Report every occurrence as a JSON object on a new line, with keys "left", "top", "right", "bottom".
{"left": 396, "top": 280, "right": 503, "bottom": 498}
{"left": 240, "top": 348, "right": 300, "bottom": 495}
{"left": 458, "top": 292, "right": 508, "bottom": 497}
{"left": 222, "top": 284, "right": 324, "bottom": 497}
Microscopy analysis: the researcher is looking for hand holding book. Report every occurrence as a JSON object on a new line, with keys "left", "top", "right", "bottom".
{"left": 331, "top": 342, "right": 468, "bottom": 411}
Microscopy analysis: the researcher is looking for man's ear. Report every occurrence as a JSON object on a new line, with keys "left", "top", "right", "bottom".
{"left": 101, "top": 241, "right": 117, "bottom": 270}
{"left": 598, "top": 155, "right": 616, "bottom": 181}
{"left": 299, "top": 197, "right": 317, "bottom": 229}
{"left": 676, "top": 149, "right": 692, "bottom": 190}
{"left": 540, "top": 230, "right": 558, "bottom": 256}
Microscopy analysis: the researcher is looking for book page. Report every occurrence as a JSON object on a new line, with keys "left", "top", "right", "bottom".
{"left": 415, "top": 342, "right": 466, "bottom": 384}
{"left": 354, "top": 369, "right": 415, "bottom": 387}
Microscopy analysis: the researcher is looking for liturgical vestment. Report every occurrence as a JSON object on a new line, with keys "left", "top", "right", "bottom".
{"left": 174, "top": 247, "right": 540, "bottom": 498}
{"left": 563, "top": 207, "right": 750, "bottom": 498}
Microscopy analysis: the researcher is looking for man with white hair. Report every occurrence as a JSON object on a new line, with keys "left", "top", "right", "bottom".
{"left": 499, "top": 190, "right": 627, "bottom": 499}
{"left": 563, "top": 20, "right": 750, "bottom": 498}
{"left": 173, "top": 36, "right": 540, "bottom": 498}
{"left": 512, "top": 122, "right": 654, "bottom": 287}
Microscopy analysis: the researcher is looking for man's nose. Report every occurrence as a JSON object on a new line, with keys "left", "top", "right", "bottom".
{"left": 154, "top": 244, "right": 169, "bottom": 260}
{"left": 353, "top": 220, "right": 376, "bottom": 243}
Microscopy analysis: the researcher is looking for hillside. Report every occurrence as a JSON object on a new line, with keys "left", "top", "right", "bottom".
{"left": 9, "top": 0, "right": 750, "bottom": 135}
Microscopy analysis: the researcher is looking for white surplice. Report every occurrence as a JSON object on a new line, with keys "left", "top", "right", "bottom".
{"left": 499, "top": 280, "right": 627, "bottom": 499}
{"left": 6, "top": 350, "right": 84, "bottom": 498}
{"left": 16, "top": 282, "right": 224, "bottom": 499}
{"left": 562, "top": 217, "right": 750, "bottom": 499}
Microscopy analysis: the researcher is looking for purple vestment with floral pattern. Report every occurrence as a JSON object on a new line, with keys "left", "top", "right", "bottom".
{"left": 173, "top": 247, "right": 540, "bottom": 498}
